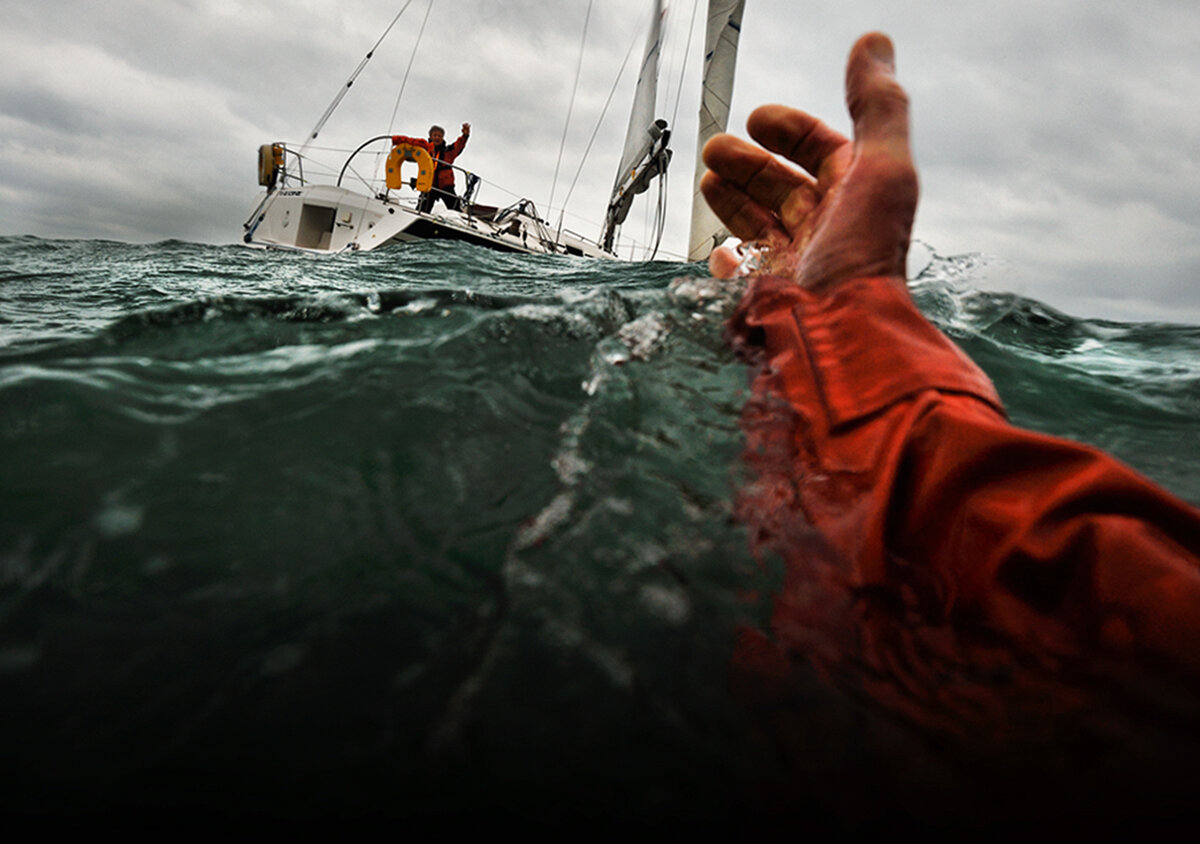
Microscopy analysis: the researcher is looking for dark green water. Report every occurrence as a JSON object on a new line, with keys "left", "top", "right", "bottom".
{"left": 2, "top": 236, "right": 1199, "bottom": 837}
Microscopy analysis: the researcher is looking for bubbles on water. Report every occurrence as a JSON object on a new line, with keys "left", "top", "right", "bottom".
{"left": 398, "top": 298, "right": 438, "bottom": 315}
{"left": 515, "top": 491, "right": 575, "bottom": 551}
{"left": 638, "top": 582, "right": 691, "bottom": 626}
{"left": 615, "top": 312, "right": 670, "bottom": 361}
{"left": 667, "top": 274, "right": 744, "bottom": 314}
{"left": 594, "top": 339, "right": 630, "bottom": 370}
{"left": 907, "top": 239, "right": 936, "bottom": 279}
{"left": 516, "top": 412, "right": 595, "bottom": 548}
{"left": 93, "top": 500, "right": 144, "bottom": 539}
{"left": 552, "top": 449, "right": 592, "bottom": 487}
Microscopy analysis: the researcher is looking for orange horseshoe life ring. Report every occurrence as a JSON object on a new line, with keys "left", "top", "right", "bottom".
{"left": 258, "top": 143, "right": 284, "bottom": 188}
{"left": 386, "top": 141, "right": 434, "bottom": 193}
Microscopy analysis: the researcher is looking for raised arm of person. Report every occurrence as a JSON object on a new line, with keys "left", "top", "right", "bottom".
{"left": 702, "top": 33, "right": 1200, "bottom": 705}
{"left": 450, "top": 123, "right": 470, "bottom": 157}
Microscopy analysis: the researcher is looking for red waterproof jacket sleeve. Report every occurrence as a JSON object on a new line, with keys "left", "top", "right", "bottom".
{"left": 729, "top": 275, "right": 1200, "bottom": 697}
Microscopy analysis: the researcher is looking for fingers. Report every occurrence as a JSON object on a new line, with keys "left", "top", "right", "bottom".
{"left": 699, "top": 168, "right": 785, "bottom": 243}
{"left": 701, "top": 132, "right": 823, "bottom": 238}
{"left": 703, "top": 130, "right": 807, "bottom": 208}
{"left": 708, "top": 244, "right": 742, "bottom": 279}
{"left": 746, "top": 104, "right": 851, "bottom": 188}
{"left": 738, "top": 105, "right": 852, "bottom": 231}
{"left": 846, "top": 32, "right": 910, "bottom": 159}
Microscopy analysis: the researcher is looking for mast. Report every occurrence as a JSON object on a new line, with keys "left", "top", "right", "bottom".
{"left": 688, "top": 0, "right": 745, "bottom": 262}
{"left": 600, "top": 0, "right": 673, "bottom": 254}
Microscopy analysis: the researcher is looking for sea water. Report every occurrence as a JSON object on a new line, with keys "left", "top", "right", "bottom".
{"left": 2, "top": 235, "right": 1199, "bottom": 836}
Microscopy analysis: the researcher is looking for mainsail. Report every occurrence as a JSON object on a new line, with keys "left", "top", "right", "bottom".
{"left": 688, "top": 0, "right": 745, "bottom": 262}
{"left": 601, "top": 0, "right": 673, "bottom": 253}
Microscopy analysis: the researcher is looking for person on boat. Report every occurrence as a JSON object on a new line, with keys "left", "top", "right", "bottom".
{"left": 701, "top": 30, "right": 1200, "bottom": 757}
{"left": 417, "top": 122, "right": 470, "bottom": 213}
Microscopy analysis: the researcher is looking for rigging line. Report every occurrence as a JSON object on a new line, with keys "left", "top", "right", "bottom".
{"left": 387, "top": 0, "right": 434, "bottom": 134}
{"left": 300, "top": 0, "right": 418, "bottom": 155}
{"left": 670, "top": 0, "right": 700, "bottom": 129}
{"left": 651, "top": 160, "right": 669, "bottom": 258}
{"left": 378, "top": 0, "right": 434, "bottom": 184}
{"left": 558, "top": 9, "right": 647, "bottom": 217}
{"left": 549, "top": 0, "right": 594, "bottom": 228}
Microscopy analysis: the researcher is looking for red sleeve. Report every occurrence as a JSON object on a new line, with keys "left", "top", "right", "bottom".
{"left": 729, "top": 275, "right": 1200, "bottom": 694}
{"left": 445, "top": 133, "right": 468, "bottom": 163}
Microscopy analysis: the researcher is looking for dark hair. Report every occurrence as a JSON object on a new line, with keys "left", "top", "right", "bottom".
{"left": 429, "top": 125, "right": 445, "bottom": 136}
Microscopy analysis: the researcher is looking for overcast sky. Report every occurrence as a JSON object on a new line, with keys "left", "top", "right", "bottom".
{"left": 3, "top": 0, "right": 1199, "bottom": 322}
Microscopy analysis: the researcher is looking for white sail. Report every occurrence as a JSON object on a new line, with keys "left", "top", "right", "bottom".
{"left": 614, "top": 0, "right": 667, "bottom": 192}
{"left": 688, "top": 0, "right": 745, "bottom": 262}
{"left": 601, "top": 0, "right": 673, "bottom": 253}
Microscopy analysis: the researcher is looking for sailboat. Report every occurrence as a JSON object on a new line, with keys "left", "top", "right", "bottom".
{"left": 242, "top": 1, "right": 743, "bottom": 263}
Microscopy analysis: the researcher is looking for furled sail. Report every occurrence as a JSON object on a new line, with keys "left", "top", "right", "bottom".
{"left": 601, "top": 0, "right": 673, "bottom": 253}
{"left": 688, "top": 0, "right": 745, "bottom": 262}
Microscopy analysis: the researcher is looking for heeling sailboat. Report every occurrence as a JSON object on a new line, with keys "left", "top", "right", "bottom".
{"left": 242, "top": 1, "right": 741, "bottom": 263}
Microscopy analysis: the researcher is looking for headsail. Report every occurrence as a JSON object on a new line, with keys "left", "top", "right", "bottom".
{"left": 688, "top": 0, "right": 745, "bottom": 262}
{"left": 601, "top": 0, "right": 673, "bottom": 254}
{"left": 614, "top": 0, "right": 666, "bottom": 193}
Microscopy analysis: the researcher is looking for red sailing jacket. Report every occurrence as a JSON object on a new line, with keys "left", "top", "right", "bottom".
{"left": 431, "top": 133, "right": 468, "bottom": 191}
{"left": 728, "top": 274, "right": 1200, "bottom": 744}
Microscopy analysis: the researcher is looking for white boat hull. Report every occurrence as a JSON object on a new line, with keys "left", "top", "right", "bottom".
{"left": 244, "top": 185, "right": 612, "bottom": 258}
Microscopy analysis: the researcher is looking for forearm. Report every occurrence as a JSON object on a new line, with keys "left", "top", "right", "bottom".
{"left": 896, "top": 393, "right": 1200, "bottom": 673}
{"left": 730, "top": 274, "right": 1200, "bottom": 677}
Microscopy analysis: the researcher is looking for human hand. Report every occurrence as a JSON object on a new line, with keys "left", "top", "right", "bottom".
{"left": 462, "top": 122, "right": 471, "bottom": 136}
{"left": 700, "top": 32, "right": 917, "bottom": 291}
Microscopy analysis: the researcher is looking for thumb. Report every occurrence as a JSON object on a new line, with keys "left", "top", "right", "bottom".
{"left": 846, "top": 33, "right": 910, "bottom": 159}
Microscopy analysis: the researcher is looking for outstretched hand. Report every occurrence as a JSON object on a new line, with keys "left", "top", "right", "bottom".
{"left": 701, "top": 33, "right": 917, "bottom": 290}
